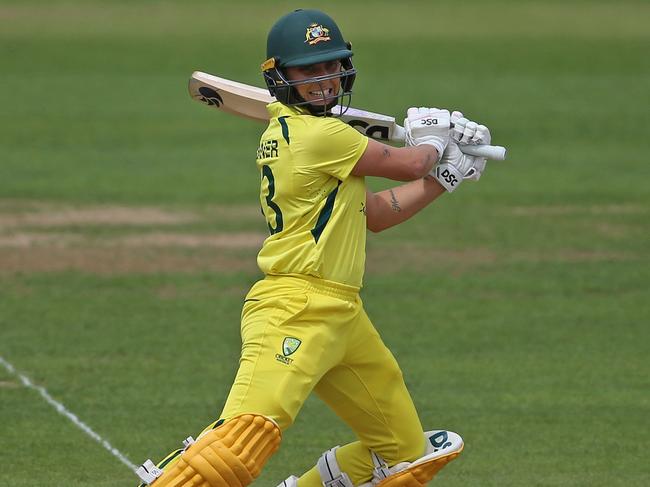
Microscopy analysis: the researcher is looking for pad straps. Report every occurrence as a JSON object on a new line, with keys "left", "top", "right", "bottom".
{"left": 135, "top": 459, "right": 164, "bottom": 485}
{"left": 370, "top": 451, "right": 392, "bottom": 481}
{"left": 316, "top": 446, "right": 354, "bottom": 487}
{"left": 135, "top": 437, "right": 194, "bottom": 485}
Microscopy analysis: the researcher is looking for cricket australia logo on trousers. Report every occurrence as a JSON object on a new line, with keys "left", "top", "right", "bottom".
{"left": 276, "top": 337, "right": 301, "bottom": 365}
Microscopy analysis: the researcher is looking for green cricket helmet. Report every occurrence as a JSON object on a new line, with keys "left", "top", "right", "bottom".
{"left": 261, "top": 9, "right": 356, "bottom": 115}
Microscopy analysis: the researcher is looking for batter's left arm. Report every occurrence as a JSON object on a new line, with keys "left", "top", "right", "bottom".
{"left": 365, "top": 176, "right": 445, "bottom": 233}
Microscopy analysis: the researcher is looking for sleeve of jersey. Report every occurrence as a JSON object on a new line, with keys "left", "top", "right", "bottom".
{"left": 295, "top": 118, "right": 369, "bottom": 180}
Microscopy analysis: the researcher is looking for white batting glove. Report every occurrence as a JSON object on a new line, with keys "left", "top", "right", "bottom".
{"left": 450, "top": 111, "right": 492, "bottom": 146}
{"left": 403, "top": 107, "right": 451, "bottom": 155}
{"left": 431, "top": 140, "right": 487, "bottom": 192}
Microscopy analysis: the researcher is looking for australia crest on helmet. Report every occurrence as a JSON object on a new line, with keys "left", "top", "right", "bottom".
{"left": 305, "top": 23, "right": 331, "bottom": 45}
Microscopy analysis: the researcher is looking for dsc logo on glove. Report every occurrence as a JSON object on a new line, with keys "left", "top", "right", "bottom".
{"left": 438, "top": 168, "right": 458, "bottom": 187}
{"left": 420, "top": 118, "right": 439, "bottom": 126}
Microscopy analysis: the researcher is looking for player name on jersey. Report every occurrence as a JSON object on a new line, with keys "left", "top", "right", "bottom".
{"left": 257, "top": 139, "right": 279, "bottom": 159}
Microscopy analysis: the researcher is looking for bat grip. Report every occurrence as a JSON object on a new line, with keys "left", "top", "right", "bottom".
{"left": 460, "top": 143, "right": 507, "bottom": 161}
{"left": 392, "top": 125, "right": 507, "bottom": 161}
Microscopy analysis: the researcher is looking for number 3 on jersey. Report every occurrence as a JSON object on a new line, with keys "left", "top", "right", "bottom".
{"left": 261, "top": 165, "right": 283, "bottom": 235}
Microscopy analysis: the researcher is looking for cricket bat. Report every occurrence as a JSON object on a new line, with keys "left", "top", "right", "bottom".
{"left": 188, "top": 71, "right": 507, "bottom": 161}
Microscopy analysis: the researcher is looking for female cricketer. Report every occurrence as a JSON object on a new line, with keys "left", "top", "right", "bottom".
{"left": 136, "top": 8, "right": 492, "bottom": 487}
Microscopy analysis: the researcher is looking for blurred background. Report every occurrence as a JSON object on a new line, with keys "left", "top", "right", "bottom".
{"left": 1, "top": 1, "right": 648, "bottom": 485}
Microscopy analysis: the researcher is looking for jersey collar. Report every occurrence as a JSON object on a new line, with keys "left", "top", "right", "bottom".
{"left": 266, "top": 101, "right": 311, "bottom": 119}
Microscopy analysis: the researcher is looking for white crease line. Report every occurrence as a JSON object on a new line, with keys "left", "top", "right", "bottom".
{"left": 0, "top": 355, "right": 138, "bottom": 472}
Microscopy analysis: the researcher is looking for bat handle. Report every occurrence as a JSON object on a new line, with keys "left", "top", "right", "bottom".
{"left": 392, "top": 125, "right": 507, "bottom": 161}
{"left": 461, "top": 143, "right": 507, "bottom": 161}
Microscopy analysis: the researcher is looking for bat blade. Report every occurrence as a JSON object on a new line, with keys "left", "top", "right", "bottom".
{"left": 338, "top": 107, "right": 401, "bottom": 142}
{"left": 189, "top": 71, "right": 273, "bottom": 122}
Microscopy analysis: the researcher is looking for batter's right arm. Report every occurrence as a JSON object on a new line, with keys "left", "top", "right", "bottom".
{"left": 351, "top": 139, "right": 439, "bottom": 181}
{"left": 351, "top": 107, "right": 451, "bottom": 181}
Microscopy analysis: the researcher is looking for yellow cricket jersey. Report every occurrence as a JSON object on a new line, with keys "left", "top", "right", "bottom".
{"left": 255, "top": 102, "right": 369, "bottom": 287}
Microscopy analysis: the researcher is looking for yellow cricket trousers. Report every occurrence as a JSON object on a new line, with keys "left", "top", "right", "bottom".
{"left": 220, "top": 274, "right": 425, "bottom": 485}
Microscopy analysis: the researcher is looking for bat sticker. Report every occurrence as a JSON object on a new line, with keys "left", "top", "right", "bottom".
{"left": 197, "top": 87, "right": 224, "bottom": 107}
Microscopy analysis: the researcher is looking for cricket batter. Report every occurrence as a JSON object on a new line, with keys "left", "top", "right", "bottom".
{"left": 137, "top": 8, "right": 492, "bottom": 487}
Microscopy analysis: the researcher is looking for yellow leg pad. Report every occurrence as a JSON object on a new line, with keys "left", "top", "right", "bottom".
{"left": 374, "top": 447, "right": 463, "bottom": 487}
{"left": 151, "top": 414, "right": 281, "bottom": 487}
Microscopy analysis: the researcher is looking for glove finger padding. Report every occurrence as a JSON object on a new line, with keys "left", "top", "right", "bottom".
{"left": 451, "top": 117, "right": 470, "bottom": 143}
{"left": 460, "top": 121, "right": 478, "bottom": 144}
{"left": 473, "top": 124, "right": 491, "bottom": 146}
{"left": 451, "top": 111, "right": 464, "bottom": 124}
{"left": 451, "top": 115, "right": 492, "bottom": 146}
{"left": 407, "top": 107, "right": 429, "bottom": 119}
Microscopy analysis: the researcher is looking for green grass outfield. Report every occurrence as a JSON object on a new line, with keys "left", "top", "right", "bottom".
{"left": 1, "top": 0, "right": 649, "bottom": 485}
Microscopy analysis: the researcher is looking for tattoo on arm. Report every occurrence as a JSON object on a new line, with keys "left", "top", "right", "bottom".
{"left": 389, "top": 189, "right": 402, "bottom": 212}
{"left": 383, "top": 148, "right": 391, "bottom": 158}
